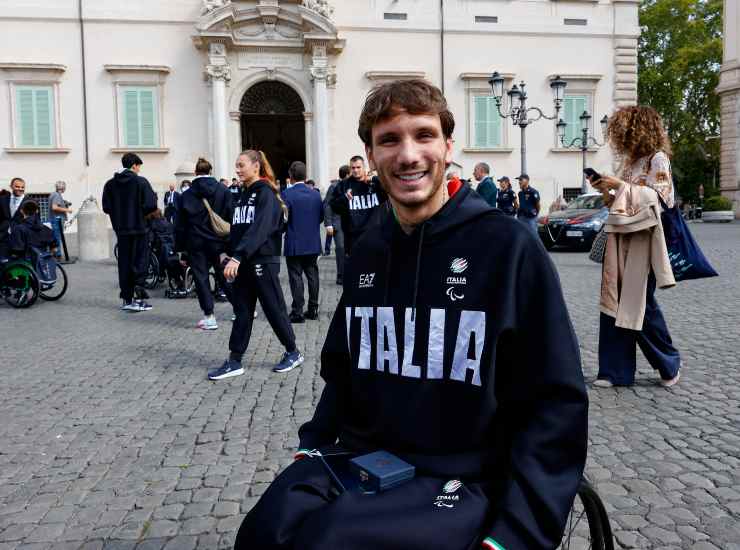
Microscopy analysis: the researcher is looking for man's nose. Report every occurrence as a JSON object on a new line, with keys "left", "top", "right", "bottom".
{"left": 396, "top": 137, "right": 421, "bottom": 166}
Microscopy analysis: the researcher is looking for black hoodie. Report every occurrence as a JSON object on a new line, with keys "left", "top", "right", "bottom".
{"left": 328, "top": 175, "right": 388, "bottom": 254}
{"left": 102, "top": 169, "right": 157, "bottom": 235}
{"left": 9, "top": 215, "right": 55, "bottom": 256}
{"left": 175, "top": 176, "right": 233, "bottom": 249}
{"left": 229, "top": 179, "right": 284, "bottom": 264}
{"left": 298, "top": 185, "right": 588, "bottom": 549}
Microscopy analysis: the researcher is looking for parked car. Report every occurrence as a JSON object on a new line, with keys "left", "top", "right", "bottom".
{"left": 538, "top": 193, "right": 607, "bottom": 250}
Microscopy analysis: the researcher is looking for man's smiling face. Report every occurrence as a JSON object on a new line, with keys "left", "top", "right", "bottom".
{"left": 366, "top": 110, "right": 452, "bottom": 210}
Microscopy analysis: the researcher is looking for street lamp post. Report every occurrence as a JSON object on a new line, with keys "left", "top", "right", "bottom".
{"left": 488, "top": 71, "right": 567, "bottom": 175}
{"left": 557, "top": 112, "right": 609, "bottom": 193}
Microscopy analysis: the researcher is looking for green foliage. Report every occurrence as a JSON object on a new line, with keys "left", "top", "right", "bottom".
{"left": 703, "top": 195, "right": 733, "bottom": 211}
{"left": 638, "top": 0, "right": 722, "bottom": 202}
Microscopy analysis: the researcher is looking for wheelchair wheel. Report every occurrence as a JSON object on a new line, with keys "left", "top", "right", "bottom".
{"left": 1, "top": 262, "right": 40, "bottom": 308}
{"left": 559, "top": 479, "right": 614, "bottom": 550}
{"left": 40, "top": 263, "right": 68, "bottom": 301}
{"left": 143, "top": 252, "right": 160, "bottom": 290}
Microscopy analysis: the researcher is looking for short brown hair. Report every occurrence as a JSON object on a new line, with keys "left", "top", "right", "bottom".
{"left": 195, "top": 157, "right": 212, "bottom": 176}
{"left": 358, "top": 79, "right": 455, "bottom": 146}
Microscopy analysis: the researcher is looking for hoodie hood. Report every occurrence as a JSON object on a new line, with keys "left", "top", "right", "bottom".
{"left": 190, "top": 176, "right": 221, "bottom": 199}
{"left": 22, "top": 214, "right": 45, "bottom": 232}
{"left": 113, "top": 169, "right": 138, "bottom": 185}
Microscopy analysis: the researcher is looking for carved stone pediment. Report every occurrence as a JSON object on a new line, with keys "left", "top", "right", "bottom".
{"left": 193, "top": 0, "right": 344, "bottom": 54}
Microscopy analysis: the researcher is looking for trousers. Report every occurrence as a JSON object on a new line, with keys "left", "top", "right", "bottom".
{"left": 597, "top": 272, "right": 681, "bottom": 385}
{"left": 228, "top": 262, "right": 296, "bottom": 356}
{"left": 116, "top": 233, "right": 148, "bottom": 302}
{"left": 188, "top": 237, "right": 226, "bottom": 316}
{"left": 286, "top": 254, "right": 319, "bottom": 316}
{"left": 235, "top": 455, "right": 490, "bottom": 550}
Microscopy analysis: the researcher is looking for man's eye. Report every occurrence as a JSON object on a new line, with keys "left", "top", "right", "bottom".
{"left": 378, "top": 136, "right": 398, "bottom": 144}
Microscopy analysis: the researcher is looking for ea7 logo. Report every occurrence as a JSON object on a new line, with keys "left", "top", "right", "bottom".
{"left": 450, "top": 258, "right": 468, "bottom": 274}
{"left": 359, "top": 273, "right": 375, "bottom": 289}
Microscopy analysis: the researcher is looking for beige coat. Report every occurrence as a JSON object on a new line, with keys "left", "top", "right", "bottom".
{"left": 600, "top": 181, "right": 675, "bottom": 330}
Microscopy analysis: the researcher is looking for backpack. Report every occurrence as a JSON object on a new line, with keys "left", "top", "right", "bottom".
{"left": 33, "top": 247, "right": 57, "bottom": 286}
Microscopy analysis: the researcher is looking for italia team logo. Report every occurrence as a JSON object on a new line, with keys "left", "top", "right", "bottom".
{"left": 443, "top": 479, "right": 462, "bottom": 494}
{"left": 450, "top": 258, "right": 468, "bottom": 274}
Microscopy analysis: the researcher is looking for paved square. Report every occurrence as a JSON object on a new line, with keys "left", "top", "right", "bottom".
{"left": 1, "top": 222, "right": 739, "bottom": 549}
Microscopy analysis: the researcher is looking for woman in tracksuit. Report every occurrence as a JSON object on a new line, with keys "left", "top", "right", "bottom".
{"left": 208, "top": 150, "right": 304, "bottom": 381}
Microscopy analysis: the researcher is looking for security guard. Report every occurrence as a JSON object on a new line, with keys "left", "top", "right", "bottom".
{"left": 496, "top": 176, "right": 518, "bottom": 216}
{"left": 516, "top": 174, "right": 540, "bottom": 235}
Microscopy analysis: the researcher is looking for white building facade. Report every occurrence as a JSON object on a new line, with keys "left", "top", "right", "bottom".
{"left": 0, "top": 0, "right": 639, "bottom": 218}
{"left": 718, "top": 0, "right": 740, "bottom": 215}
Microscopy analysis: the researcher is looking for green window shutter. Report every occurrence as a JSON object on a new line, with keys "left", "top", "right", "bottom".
{"left": 122, "top": 87, "right": 159, "bottom": 148}
{"left": 564, "top": 95, "right": 588, "bottom": 145}
{"left": 473, "top": 95, "right": 501, "bottom": 148}
{"left": 16, "top": 86, "right": 55, "bottom": 147}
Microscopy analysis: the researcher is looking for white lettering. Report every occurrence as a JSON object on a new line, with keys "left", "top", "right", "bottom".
{"left": 355, "top": 307, "right": 374, "bottom": 370}
{"left": 401, "top": 308, "right": 421, "bottom": 379}
{"left": 345, "top": 306, "right": 352, "bottom": 356}
{"left": 427, "top": 309, "right": 445, "bottom": 379}
{"left": 450, "top": 310, "right": 485, "bottom": 386}
{"left": 376, "top": 307, "right": 399, "bottom": 374}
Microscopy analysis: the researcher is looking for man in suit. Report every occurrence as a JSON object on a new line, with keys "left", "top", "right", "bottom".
{"left": 282, "top": 161, "right": 323, "bottom": 323}
{"left": 1, "top": 178, "right": 32, "bottom": 258}
{"left": 163, "top": 183, "right": 179, "bottom": 224}
{"left": 323, "top": 165, "right": 348, "bottom": 284}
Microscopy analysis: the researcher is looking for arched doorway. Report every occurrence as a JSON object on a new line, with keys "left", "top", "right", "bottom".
{"left": 240, "top": 81, "right": 306, "bottom": 189}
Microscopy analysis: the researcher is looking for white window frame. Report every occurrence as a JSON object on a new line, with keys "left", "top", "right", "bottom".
{"left": 460, "top": 73, "right": 514, "bottom": 154}
{"left": 1, "top": 63, "right": 68, "bottom": 153}
{"left": 550, "top": 74, "right": 602, "bottom": 152}
{"left": 106, "top": 65, "right": 170, "bottom": 153}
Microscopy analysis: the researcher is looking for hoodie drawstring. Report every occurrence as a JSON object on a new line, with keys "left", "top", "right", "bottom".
{"left": 411, "top": 223, "right": 426, "bottom": 322}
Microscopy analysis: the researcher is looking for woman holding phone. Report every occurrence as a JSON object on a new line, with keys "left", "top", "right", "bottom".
{"left": 588, "top": 105, "right": 681, "bottom": 388}
{"left": 208, "top": 150, "right": 304, "bottom": 381}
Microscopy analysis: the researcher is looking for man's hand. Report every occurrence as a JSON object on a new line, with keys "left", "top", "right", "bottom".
{"left": 326, "top": 226, "right": 334, "bottom": 237}
{"left": 224, "top": 259, "right": 240, "bottom": 281}
{"left": 345, "top": 190, "right": 353, "bottom": 201}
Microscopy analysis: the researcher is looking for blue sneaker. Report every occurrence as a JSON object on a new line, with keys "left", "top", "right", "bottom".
{"left": 208, "top": 359, "right": 244, "bottom": 381}
{"left": 273, "top": 350, "right": 304, "bottom": 373}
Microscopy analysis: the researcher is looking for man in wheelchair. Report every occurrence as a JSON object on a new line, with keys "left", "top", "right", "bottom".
{"left": 146, "top": 209, "right": 188, "bottom": 297}
{"left": 8, "top": 201, "right": 57, "bottom": 269}
{"left": 234, "top": 81, "right": 588, "bottom": 550}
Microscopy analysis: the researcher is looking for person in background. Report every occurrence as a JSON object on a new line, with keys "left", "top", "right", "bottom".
{"left": 516, "top": 174, "right": 540, "bottom": 235}
{"left": 323, "top": 165, "right": 348, "bottom": 277}
{"left": 6, "top": 177, "right": 30, "bottom": 225}
{"left": 548, "top": 195, "right": 568, "bottom": 214}
{"left": 163, "top": 183, "right": 179, "bottom": 224}
{"left": 48, "top": 181, "right": 72, "bottom": 259}
{"left": 282, "top": 162, "right": 323, "bottom": 323}
{"left": 591, "top": 105, "right": 681, "bottom": 389}
{"left": 102, "top": 153, "right": 157, "bottom": 312}
{"left": 496, "top": 176, "right": 518, "bottom": 216}
{"left": 8, "top": 201, "right": 56, "bottom": 258}
{"left": 473, "top": 162, "right": 497, "bottom": 207}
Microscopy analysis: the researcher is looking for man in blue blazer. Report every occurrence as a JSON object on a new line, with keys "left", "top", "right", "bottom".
{"left": 282, "top": 161, "right": 324, "bottom": 323}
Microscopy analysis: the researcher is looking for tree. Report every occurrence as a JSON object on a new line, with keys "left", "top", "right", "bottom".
{"left": 638, "top": 0, "right": 722, "bottom": 202}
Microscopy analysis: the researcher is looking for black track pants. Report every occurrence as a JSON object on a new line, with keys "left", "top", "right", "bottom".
{"left": 286, "top": 254, "right": 319, "bottom": 316}
{"left": 234, "top": 455, "right": 490, "bottom": 550}
{"left": 116, "top": 233, "right": 148, "bottom": 302}
{"left": 188, "top": 237, "right": 226, "bottom": 316}
{"left": 228, "top": 262, "right": 296, "bottom": 356}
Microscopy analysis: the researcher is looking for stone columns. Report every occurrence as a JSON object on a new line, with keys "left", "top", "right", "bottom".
{"left": 717, "top": 0, "right": 740, "bottom": 214}
{"left": 311, "top": 45, "right": 330, "bottom": 189}
{"left": 206, "top": 43, "right": 231, "bottom": 180}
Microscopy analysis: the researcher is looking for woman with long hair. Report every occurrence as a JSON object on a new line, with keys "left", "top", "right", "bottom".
{"left": 208, "top": 150, "right": 303, "bottom": 380}
{"left": 590, "top": 105, "right": 681, "bottom": 388}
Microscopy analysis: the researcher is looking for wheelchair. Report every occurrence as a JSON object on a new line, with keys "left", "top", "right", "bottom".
{"left": 559, "top": 478, "right": 614, "bottom": 550}
{"left": 113, "top": 240, "right": 163, "bottom": 291}
{"left": 0, "top": 257, "right": 39, "bottom": 308}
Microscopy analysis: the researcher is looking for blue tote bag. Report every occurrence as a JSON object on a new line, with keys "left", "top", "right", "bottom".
{"left": 658, "top": 195, "right": 718, "bottom": 281}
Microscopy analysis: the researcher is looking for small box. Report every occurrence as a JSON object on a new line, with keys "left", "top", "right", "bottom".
{"left": 349, "top": 451, "right": 415, "bottom": 493}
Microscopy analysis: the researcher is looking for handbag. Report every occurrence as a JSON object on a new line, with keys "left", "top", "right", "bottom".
{"left": 657, "top": 195, "right": 718, "bottom": 281}
{"left": 202, "top": 198, "right": 230, "bottom": 237}
{"left": 589, "top": 228, "right": 607, "bottom": 264}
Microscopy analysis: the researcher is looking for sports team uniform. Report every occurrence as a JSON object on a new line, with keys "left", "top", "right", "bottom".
{"left": 236, "top": 185, "right": 587, "bottom": 549}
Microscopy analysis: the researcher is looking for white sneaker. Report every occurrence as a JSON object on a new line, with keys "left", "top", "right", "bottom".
{"left": 197, "top": 317, "right": 218, "bottom": 330}
{"left": 660, "top": 370, "right": 680, "bottom": 388}
{"left": 121, "top": 300, "right": 142, "bottom": 312}
{"left": 592, "top": 379, "right": 614, "bottom": 388}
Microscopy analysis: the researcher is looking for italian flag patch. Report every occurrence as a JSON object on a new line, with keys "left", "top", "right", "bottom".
{"left": 482, "top": 537, "right": 506, "bottom": 550}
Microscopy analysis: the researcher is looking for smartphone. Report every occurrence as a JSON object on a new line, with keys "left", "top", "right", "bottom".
{"left": 583, "top": 168, "right": 602, "bottom": 182}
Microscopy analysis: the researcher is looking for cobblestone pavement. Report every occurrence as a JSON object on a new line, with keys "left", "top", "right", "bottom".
{"left": 1, "top": 222, "right": 739, "bottom": 550}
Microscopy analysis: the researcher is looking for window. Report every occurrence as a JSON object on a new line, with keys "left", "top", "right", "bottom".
{"left": 121, "top": 86, "right": 159, "bottom": 148}
{"left": 475, "top": 16, "right": 498, "bottom": 23}
{"left": 384, "top": 13, "right": 407, "bottom": 20}
{"left": 561, "top": 94, "right": 589, "bottom": 145}
{"left": 15, "top": 85, "right": 55, "bottom": 148}
{"left": 473, "top": 95, "right": 502, "bottom": 148}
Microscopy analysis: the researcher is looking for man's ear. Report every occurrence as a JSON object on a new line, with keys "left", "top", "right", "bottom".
{"left": 444, "top": 137, "right": 454, "bottom": 166}
{"left": 365, "top": 145, "right": 376, "bottom": 171}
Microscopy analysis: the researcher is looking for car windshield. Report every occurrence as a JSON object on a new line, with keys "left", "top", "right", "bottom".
{"left": 567, "top": 195, "right": 604, "bottom": 210}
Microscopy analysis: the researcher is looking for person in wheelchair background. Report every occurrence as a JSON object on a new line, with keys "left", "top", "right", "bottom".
{"left": 146, "top": 208, "right": 187, "bottom": 298}
{"left": 8, "top": 201, "right": 56, "bottom": 262}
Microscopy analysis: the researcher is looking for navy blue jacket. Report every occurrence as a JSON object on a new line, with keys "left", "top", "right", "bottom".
{"left": 299, "top": 184, "right": 587, "bottom": 549}
{"left": 282, "top": 182, "right": 324, "bottom": 256}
